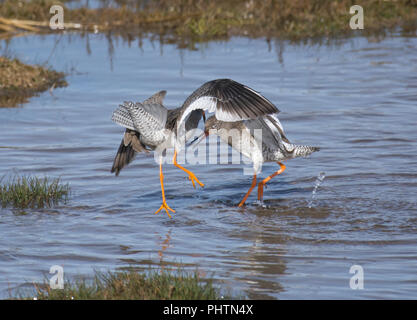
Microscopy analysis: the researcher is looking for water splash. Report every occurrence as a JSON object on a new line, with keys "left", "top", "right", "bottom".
{"left": 308, "top": 172, "right": 326, "bottom": 208}
{"left": 254, "top": 200, "right": 267, "bottom": 208}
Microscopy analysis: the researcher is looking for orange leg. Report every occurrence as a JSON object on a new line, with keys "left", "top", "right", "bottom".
{"left": 173, "top": 150, "right": 204, "bottom": 188}
{"left": 257, "top": 162, "right": 286, "bottom": 202}
{"left": 238, "top": 174, "right": 257, "bottom": 207}
{"left": 155, "top": 161, "right": 175, "bottom": 218}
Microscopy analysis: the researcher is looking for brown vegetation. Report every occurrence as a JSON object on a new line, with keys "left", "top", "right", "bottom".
{"left": 1, "top": 0, "right": 416, "bottom": 106}
{"left": 0, "top": 57, "right": 67, "bottom": 107}
{"left": 0, "top": 0, "right": 416, "bottom": 43}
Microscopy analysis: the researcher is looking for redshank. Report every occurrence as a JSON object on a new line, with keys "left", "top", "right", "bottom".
{"left": 193, "top": 114, "right": 320, "bottom": 206}
{"left": 111, "top": 79, "right": 278, "bottom": 216}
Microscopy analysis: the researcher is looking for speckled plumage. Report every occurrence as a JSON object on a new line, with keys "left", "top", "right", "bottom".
{"left": 111, "top": 79, "right": 279, "bottom": 176}
{"left": 203, "top": 114, "right": 320, "bottom": 174}
{"left": 111, "top": 91, "right": 176, "bottom": 175}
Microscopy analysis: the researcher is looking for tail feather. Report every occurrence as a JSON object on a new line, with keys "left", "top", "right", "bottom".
{"left": 293, "top": 145, "right": 320, "bottom": 158}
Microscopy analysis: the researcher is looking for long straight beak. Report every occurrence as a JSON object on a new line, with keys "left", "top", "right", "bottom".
{"left": 202, "top": 111, "right": 206, "bottom": 123}
{"left": 187, "top": 130, "right": 209, "bottom": 149}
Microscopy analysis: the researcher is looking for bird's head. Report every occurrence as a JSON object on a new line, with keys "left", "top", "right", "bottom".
{"left": 187, "top": 116, "right": 221, "bottom": 148}
{"left": 203, "top": 116, "right": 222, "bottom": 136}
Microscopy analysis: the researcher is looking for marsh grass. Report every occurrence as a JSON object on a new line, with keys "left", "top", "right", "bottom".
{"left": 1, "top": 0, "right": 417, "bottom": 44}
{"left": 19, "top": 269, "right": 224, "bottom": 300}
{"left": 0, "top": 56, "right": 67, "bottom": 108}
{"left": 0, "top": 176, "right": 70, "bottom": 209}
{"left": 0, "top": 1, "right": 416, "bottom": 105}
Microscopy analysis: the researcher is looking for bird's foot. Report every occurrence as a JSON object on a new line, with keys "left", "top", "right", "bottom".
{"left": 155, "top": 201, "right": 175, "bottom": 218}
{"left": 238, "top": 198, "right": 249, "bottom": 207}
{"left": 187, "top": 172, "right": 204, "bottom": 189}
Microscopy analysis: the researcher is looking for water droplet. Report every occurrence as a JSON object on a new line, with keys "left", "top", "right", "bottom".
{"left": 308, "top": 172, "right": 325, "bottom": 208}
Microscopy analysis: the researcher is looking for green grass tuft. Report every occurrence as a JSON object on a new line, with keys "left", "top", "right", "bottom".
{"left": 0, "top": 176, "right": 70, "bottom": 209}
{"left": 19, "top": 269, "right": 226, "bottom": 300}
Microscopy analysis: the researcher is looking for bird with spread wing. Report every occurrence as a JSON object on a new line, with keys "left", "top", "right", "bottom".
{"left": 111, "top": 79, "right": 279, "bottom": 217}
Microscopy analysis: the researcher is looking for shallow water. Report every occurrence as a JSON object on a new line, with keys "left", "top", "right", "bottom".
{"left": 1, "top": 33, "right": 417, "bottom": 299}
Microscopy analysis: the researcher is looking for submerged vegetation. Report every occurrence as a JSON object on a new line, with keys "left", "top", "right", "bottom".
{"left": 0, "top": 176, "right": 70, "bottom": 209}
{"left": 18, "top": 269, "right": 224, "bottom": 300}
{"left": 0, "top": 0, "right": 416, "bottom": 43}
{"left": 0, "top": 57, "right": 67, "bottom": 107}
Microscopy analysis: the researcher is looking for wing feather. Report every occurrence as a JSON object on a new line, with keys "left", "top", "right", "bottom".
{"left": 111, "top": 129, "right": 149, "bottom": 176}
{"left": 143, "top": 90, "right": 166, "bottom": 105}
{"left": 121, "top": 101, "right": 168, "bottom": 132}
{"left": 177, "top": 79, "right": 279, "bottom": 131}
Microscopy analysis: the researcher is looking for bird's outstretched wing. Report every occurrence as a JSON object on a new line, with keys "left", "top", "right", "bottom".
{"left": 111, "top": 103, "right": 136, "bottom": 131}
{"left": 129, "top": 101, "right": 168, "bottom": 131}
{"left": 110, "top": 91, "right": 167, "bottom": 175}
{"left": 111, "top": 129, "right": 149, "bottom": 176}
{"left": 176, "top": 79, "right": 279, "bottom": 131}
{"left": 112, "top": 90, "right": 168, "bottom": 131}
{"left": 143, "top": 90, "right": 166, "bottom": 105}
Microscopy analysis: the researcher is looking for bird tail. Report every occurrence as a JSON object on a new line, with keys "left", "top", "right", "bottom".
{"left": 292, "top": 144, "right": 320, "bottom": 158}
{"left": 282, "top": 142, "right": 320, "bottom": 159}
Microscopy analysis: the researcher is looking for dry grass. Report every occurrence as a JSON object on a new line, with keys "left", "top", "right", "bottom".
{"left": 0, "top": 56, "right": 67, "bottom": 107}
{"left": 1, "top": 1, "right": 415, "bottom": 105}
{"left": 0, "top": 0, "right": 416, "bottom": 44}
